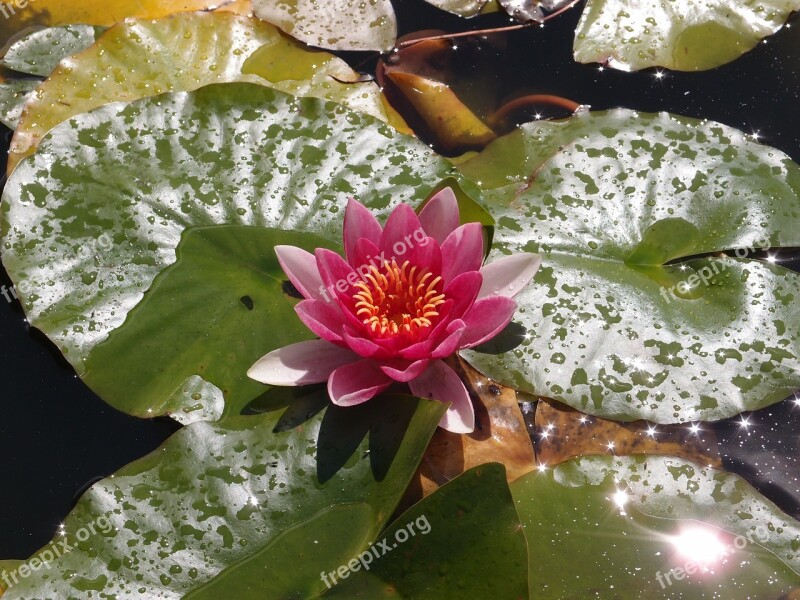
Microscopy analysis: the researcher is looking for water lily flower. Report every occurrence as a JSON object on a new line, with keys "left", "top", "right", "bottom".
{"left": 248, "top": 188, "right": 541, "bottom": 433}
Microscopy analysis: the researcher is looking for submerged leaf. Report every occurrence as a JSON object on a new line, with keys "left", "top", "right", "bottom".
{"left": 574, "top": 0, "right": 800, "bottom": 71}
{"left": 535, "top": 397, "right": 723, "bottom": 468}
{"left": 424, "top": 0, "right": 492, "bottom": 17}
{"left": 403, "top": 358, "right": 535, "bottom": 506}
{"left": 459, "top": 109, "right": 800, "bottom": 423}
{"left": 387, "top": 71, "right": 497, "bottom": 154}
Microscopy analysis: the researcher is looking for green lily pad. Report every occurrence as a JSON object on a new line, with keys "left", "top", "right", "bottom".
{"left": 0, "top": 392, "right": 446, "bottom": 599}
{"left": 252, "top": 0, "right": 397, "bottom": 51}
{"left": 459, "top": 109, "right": 800, "bottom": 423}
{"left": 0, "top": 25, "right": 105, "bottom": 77}
{"left": 574, "top": 0, "right": 800, "bottom": 71}
{"left": 512, "top": 455, "right": 800, "bottom": 598}
{"left": 326, "top": 463, "right": 529, "bottom": 598}
{"left": 83, "top": 226, "right": 337, "bottom": 422}
{"left": 1, "top": 82, "right": 458, "bottom": 419}
{"left": 8, "top": 12, "right": 400, "bottom": 171}
{"left": 0, "top": 80, "right": 38, "bottom": 129}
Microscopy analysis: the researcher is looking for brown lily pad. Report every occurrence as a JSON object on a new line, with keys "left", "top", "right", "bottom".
{"left": 534, "top": 397, "right": 723, "bottom": 469}
{"left": 399, "top": 356, "right": 536, "bottom": 510}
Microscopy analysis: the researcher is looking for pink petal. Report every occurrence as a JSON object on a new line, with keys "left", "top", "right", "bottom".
{"left": 443, "top": 271, "right": 482, "bottom": 320}
{"left": 351, "top": 237, "right": 381, "bottom": 275}
{"left": 275, "top": 245, "right": 325, "bottom": 301}
{"left": 380, "top": 358, "right": 430, "bottom": 382}
{"left": 418, "top": 187, "right": 460, "bottom": 244}
{"left": 342, "top": 326, "right": 392, "bottom": 359}
{"left": 403, "top": 234, "right": 442, "bottom": 276}
{"left": 314, "top": 249, "right": 361, "bottom": 323}
{"left": 344, "top": 198, "right": 383, "bottom": 265}
{"left": 295, "top": 300, "right": 346, "bottom": 343}
{"left": 441, "top": 223, "right": 484, "bottom": 283}
{"left": 328, "top": 360, "right": 392, "bottom": 406}
{"left": 409, "top": 360, "right": 474, "bottom": 433}
{"left": 380, "top": 203, "right": 423, "bottom": 257}
{"left": 247, "top": 340, "right": 357, "bottom": 385}
{"left": 478, "top": 253, "right": 542, "bottom": 299}
{"left": 460, "top": 296, "right": 517, "bottom": 348}
{"left": 431, "top": 319, "right": 465, "bottom": 359}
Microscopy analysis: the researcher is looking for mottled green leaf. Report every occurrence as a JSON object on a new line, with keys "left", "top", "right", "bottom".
{"left": 252, "top": 0, "right": 397, "bottom": 52}
{"left": 327, "top": 464, "right": 528, "bottom": 599}
{"left": 512, "top": 455, "right": 800, "bottom": 598}
{"left": 0, "top": 25, "right": 105, "bottom": 77}
{"left": 1, "top": 82, "right": 458, "bottom": 419}
{"left": 8, "top": 12, "right": 399, "bottom": 171}
{"left": 0, "top": 80, "right": 38, "bottom": 129}
{"left": 0, "top": 392, "right": 446, "bottom": 599}
{"left": 574, "top": 0, "right": 800, "bottom": 71}
{"left": 459, "top": 109, "right": 800, "bottom": 423}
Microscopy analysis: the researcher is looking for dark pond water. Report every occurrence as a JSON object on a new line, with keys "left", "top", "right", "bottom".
{"left": 1, "top": 0, "right": 799, "bottom": 566}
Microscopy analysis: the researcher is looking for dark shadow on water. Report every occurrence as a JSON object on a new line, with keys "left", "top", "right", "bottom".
{"left": 317, "top": 394, "right": 417, "bottom": 484}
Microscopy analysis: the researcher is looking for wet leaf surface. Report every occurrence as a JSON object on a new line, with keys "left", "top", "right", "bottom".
{"left": 0, "top": 393, "right": 445, "bottom": 599}
{"left": 8, "top": 12, "right": 399, "bottom": 172}
{"left": 1, "top": 82, "right": 460, "bottom": 419}
{"left": 459, "top": 109, "right": 800, "bottom": 424}
{"left": 574, "top": 0, "right": 800, "bottom": 71}
{"left": 252, "top": 0, "right": 397, "bottom": 51}
{"left": 0, "top": 80, "right": 37, "bottom": 129}
{"left": 512, "top": 454, "right": 800, "bottom": 598}
{"left": 0, "top": 25, "right": 105, "bottom": 77}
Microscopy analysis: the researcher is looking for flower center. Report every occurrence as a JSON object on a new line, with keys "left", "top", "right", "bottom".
{"left": 353, "top": 260, "right": 446, "bottom": 338}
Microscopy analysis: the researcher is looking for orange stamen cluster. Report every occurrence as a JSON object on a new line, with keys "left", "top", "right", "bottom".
{"left": 353, "top": 260, "right": 446, "bottom": 338}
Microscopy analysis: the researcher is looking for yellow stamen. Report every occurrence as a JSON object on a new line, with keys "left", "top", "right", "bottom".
{"left": 351, "top": 260, "right": 446, "bottom": 338}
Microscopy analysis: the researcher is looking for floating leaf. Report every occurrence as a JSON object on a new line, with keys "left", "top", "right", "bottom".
{"left": 1, "top": 82, "right": 459, "bottom": 419}
{"left": 459, "top": 109, "right": 800, "bottom": 423}
{"left": 8, "top": 12, "right": 400, "bottom": 172}
{"left": 512, "top": 455, "right": 800, "bottom": 598}
{"left": 574, "top": 0, "right": 800, "bottom": 71}
{"left": 327, "top": 463, "right": 529, "bottom": 598}
{"left": 0, "top": 392, "right": 446, "bottom": 599}
{"left": 0, "top": 0, "right": 222, "bottom": 45}
{"left": 0, "top": 25, "right": 105, "bottom": 77}
{"left": 535, "top": 397, "right": 722, "bottom": 468}
{"left": 0, "top": 80, "right": 38, "bottom": 129}
{"left": 252, "top": 0, "right": 397, "bottom": 52}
